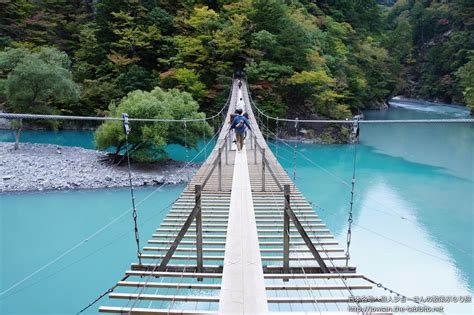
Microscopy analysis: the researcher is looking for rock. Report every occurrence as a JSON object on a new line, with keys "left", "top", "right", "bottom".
{"left": 366, "top": 99, "right": 389, "bottom": 110}
{"left": 0, "top": 142, "right": 200, "bottom": 193}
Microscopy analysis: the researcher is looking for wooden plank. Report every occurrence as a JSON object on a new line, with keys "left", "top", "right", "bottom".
{"left": 263, "top": 268, "right": 358, "bottom": 277}
{"left": 263, "top": 262, "right": 356, "bottom": 274}
{"left": 125, "top": 270, "right": 222, "bottom": 278}
{"left": 164, "top": 218, "right": 229, "bottom": 222}
{"left": 131, "top": 263, "right": 222, "bottom": 272}
{"left": 140, "top": 254, "right": 224, "bottom": 260}
{"left": 260, "top": 248, "right": 344, "bottom": 253}
{"left": 258, "top": 235, "right": 334, "bottom": 239}
{"left": 143, "top": 247, "right": 225, "bottom": 252}
{"left": 154, "top": 229, "right": 228, "bottom": 233}
{"left": 160, "top": 223, "right": 229, "bottom": 228}
{"left": 260, "top": 241, "right": 338, "bottom": 246}
{"left": 99, "top": 306, "right": 217, "bottom": 314}
{"left": 117, "top": 281, "right": 221, "bottom": 290}
{"left": 262, "top": 256, "right": 347, "bottom": 261}
{"left": 257, "top": 223, "right": 326, "bottom": 228}
{"left": 267, "top": 297, "right": 351, "bottom": 303}
{"left": 140, "top": 254, "right": 346, "bottom": 261}
{"left": 256, "top": 218, "right": 321, "bottom": 222}
{"left": 266, "top": 284, "right": 372, "bottom": 290}
{"left": 147, "top": 240, "right": 226, "bottom": 246}
{"left": 256, "top": 229, "right": 331, "bottom": 233}
{"left": 109, "top": 293, "right": 220, "bottom": 302}
{"left": 152, "top": 234, "right": 227, "bottom": 239}
{"left": 219, "top": 143, "right": 268, "bottom": 314}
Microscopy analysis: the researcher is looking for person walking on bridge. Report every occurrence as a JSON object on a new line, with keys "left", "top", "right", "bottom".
{"left": 230, "top": 108, "right": 251, "bottom": 151}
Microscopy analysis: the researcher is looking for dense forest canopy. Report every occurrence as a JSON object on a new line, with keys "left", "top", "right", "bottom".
{"left": 0, "top": 0, "right": 472, "bottom": 122}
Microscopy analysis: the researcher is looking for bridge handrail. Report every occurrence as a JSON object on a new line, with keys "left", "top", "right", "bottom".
{"left": 242, "top": 81, "right": 285, "bottom": 192}
{"left": 198, "top": 80, "right": 236, "bottom": 191}
{"left": 248, "top": 129, "right": 283, "bottom": 191}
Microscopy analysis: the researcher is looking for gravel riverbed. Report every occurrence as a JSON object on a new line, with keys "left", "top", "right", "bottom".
{"left": 0, "top": 142, "right": 199, "bottom": 192}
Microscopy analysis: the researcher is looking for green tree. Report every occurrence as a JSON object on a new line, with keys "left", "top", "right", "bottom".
{"left": 95, "top": 87, "right": 212, "bottom": 162}
{"left": 245, "top": 61, "right": 293, "bottom": 82}
{"left": 160, "top": 68, "right": 207, "bottom": 101}
{"left": 0, "top": 47, "right": 79, "bottom": 149}
{"left": 288, "top": 69, "right": 349, "bottom": 118}
{"left": 455, "top": 58, "right": 474, "bottom": 114}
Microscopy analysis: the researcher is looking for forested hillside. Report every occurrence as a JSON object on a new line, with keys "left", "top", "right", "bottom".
{"left": 384, "top": 0, "right": 473, "bottom": 109}
{"left": 0, "top": 0, "right": 472, "bottom": 121}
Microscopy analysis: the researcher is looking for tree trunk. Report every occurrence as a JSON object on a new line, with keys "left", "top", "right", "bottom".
{"left": 116, "top": 142, "right": 141, "bottom": 166}
{"left": 112, "top": 141, "right": 125, "bottom": 163}
{"left": 14, "top": 118, "right": 23, "bottom": 150}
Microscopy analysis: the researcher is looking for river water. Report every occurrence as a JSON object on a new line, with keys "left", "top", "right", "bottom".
{"left": 0, "top": 103, "right": 472, "bottom": 314}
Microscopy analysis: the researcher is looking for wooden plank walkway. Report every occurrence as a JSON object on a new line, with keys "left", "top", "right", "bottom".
{"left": 99, "top": 79, "right": 379, "bottom": 314}
{"left": 218, "top": 141, "right": 268, "bottom": 313}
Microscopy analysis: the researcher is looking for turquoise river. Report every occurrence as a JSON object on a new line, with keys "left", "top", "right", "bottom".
{"left": 0, "top": 103, "right": 473, "bottom": 314}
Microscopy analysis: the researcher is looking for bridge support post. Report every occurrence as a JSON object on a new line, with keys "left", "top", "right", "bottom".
{"left": 250, "top": 130, "right": 253, "bottom": 149}
{"left": 218, "top": 148, "right": 222, "bottom": 191}
{"left": 225, "top": 136, "right": 228, "bottom": 165}
{"left": 158, "top": 188, "right": 203, "bottom": 272}
{"left": 254, "top": 135, "right": 257, "bottom": 164}
{"left": 283, "top": 190, "right": 331, "bottom": 274}
{"left": 261, "top": 149, "right": 265, "bottom": 192}
{"left": 195, "top": 184, "right": 203, "bottom": 280}
{"left": 283, "top": 185, "right": 290, "bottom": 280}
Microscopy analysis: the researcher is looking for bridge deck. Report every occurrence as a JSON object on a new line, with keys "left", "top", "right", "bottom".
{"left": 98, "top": 80, "right": 377, "bottom": 314}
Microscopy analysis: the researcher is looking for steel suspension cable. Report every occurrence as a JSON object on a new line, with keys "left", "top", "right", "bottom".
{"left": 275, "top": 117, "right": 279, "bottom": 159}
{"left": 310, "top": 203, "right": 444, "bottom": 313}
{"left": 293, "top": 118, "right": 298, "bottom": 191}
{"left": 345, "top": 118, "right": 359, "bottom": 266}
{"left": 203, "top": 121, "right": 208, "bottom": 159}
{"left": 254, "top": 121, "right": 400, "bottom": 310}
{"left": 184, "top": 121, "right": 190, "bottom": 182}
{"left": 257, "top": 123, "right": 459, "bottom": 262}
{"left": 249, "top": 104, "right": 449, "bottom": 312}
{"left": 266, "top": 115, "right": 269, "bottom": 142}
{"left": 0, "top": 88, "right": 232, "bottom": 123}
{"left": 122, "top": 114, "right": 143, "bottom": 265}
{"left": 248, "top": 101, "right": 473, "bottom": 124}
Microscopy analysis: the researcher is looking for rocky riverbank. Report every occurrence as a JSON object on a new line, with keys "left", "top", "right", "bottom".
{"left": 0, "top": 142, "right": 199, "bottom": 192}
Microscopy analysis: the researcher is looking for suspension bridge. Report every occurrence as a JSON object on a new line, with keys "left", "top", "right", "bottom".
{"left": 2, "top": 78, "right": 466, "bottom": 313}
{"left": 92, "top": 79, "right": 381, "bottom": 314}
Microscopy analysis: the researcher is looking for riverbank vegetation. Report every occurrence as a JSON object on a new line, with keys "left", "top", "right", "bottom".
{"left": 0, "top": 0, "right": 472, "bottom": 123}
{"left": 95, "top": 87, "right": 212, "bottom": 162}
{"left": 384, "top": 0, "right": 473, "bottom": 111}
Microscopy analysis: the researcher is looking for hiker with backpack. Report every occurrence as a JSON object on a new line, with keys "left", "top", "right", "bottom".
{"left": 230, "top": 108, "right": 251, "bottom": 151}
